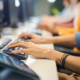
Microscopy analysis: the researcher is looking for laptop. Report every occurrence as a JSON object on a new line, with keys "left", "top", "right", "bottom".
{"left": 0, "top": 53, "right": 40, "bottom": 80}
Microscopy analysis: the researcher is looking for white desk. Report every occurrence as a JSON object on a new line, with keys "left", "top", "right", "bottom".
{"left": 0, "top": 23, "right": 58, "bottom": 80}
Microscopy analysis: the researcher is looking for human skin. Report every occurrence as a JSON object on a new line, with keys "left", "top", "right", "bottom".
{"left": 18, "top": 33, "right": 76, "bottom": 48}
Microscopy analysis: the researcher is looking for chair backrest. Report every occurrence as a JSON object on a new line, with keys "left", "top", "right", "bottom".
{"left": 74, "top": 3, "right": 80, "bottom": 32}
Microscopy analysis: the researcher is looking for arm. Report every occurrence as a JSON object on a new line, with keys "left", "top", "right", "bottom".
{"left": 19, "top": 33, "right": 77, "bottom": 48}
{"left": 54, "top": 21, "right": 73, "bottom": 28}
{"left": 49, "top": 50, "right": 80, "bottom": 74}
{"left": 44, "top": 34, "right": 77, "bottom": 48}
{"left": 8, "top": 41, "right": 80, "bottom": 74}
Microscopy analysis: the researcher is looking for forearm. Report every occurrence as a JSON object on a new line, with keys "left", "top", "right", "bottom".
{"left": 64, "top": 55, "right": 80, "bottom": 74}
{"left": 47, "top": 49, "right": 80, "bottom": 74}
{"left": 50, "top": 16, "right": 64, "bottom": 23}
{"left": 44, "top": 34, "right": 77, "bottom": 47}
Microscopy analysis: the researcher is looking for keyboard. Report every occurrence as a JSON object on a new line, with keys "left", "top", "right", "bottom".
{"left": 0, "top": 38, "right": 28, "bottom": 60}
{"left": 26, "top": 28, "right": 42, "bottom": 35}
{"left": 25, "top": 21, "right": 42, "bottom": 35}
{"left": 29, "top": 16, "right": 42, "bottom": 24}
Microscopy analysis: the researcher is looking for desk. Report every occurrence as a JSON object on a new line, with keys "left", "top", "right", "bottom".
{"left": 0, "top": 23, "right": 58, "bottom": 80}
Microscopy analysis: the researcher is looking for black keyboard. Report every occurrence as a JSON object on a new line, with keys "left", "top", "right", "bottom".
{"left": 0, "top": 38, "right": 28, "bottom": 60}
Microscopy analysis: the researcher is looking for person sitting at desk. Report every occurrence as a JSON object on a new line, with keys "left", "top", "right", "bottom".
{"left": 56, "top": 0, "right": 70, "bottom": 18}
{"left": 8, "top": 32, "right": 80, "bottom": 80}
{"left": 38, "top": 0, "right": 79, "bottom": 36}
{"left": 42, "top": 0, "right": 70, "bottom": 21}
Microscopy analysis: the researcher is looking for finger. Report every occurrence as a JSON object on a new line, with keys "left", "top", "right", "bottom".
{"left": 27, "top": 39, "right": 37, "bottom": 43}
{"left": 37, "top": 24, "right": 41, "bottom": 29}
{"left": 19, "top": 33, "right": 32, "bottom": 39}
{"left": 9, "top": 41, "right": 20, "bottom": 45}
{"left": 19, "top": 33, "right": 27, "bottom": 38}
{"left": 19, "top": 33, "right": 25, "bottom": 38}
{"left": 38, "top": 23, "right": 43, "bottom": 30}
{"left": 40, "top": 23, "right": 46, "bottom": 30}
{"left": 8, "top": 43, "right": 27, "bottom": 48}
{"left": 11, "top": 49, "right": 28, "bottom": 54}
{"left": 8, "top": 41, "right": 25, "bottom": 45}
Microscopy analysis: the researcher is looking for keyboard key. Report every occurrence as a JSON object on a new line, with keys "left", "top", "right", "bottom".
{"left": 1, "top": 38, "right": 28, "bottom": 60}
{"left": 0, "top": 38, "right": 12, "bottom": 49}
{"left": 14, "top": 47, "right": 20, "bottom": 50}
{"left": 3, "top": 47, "right": 9, "bottom": 51}
{"left": 3, "top": 51, "right": 27, "bottom": 60}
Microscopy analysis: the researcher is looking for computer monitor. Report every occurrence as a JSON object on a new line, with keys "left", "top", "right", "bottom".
{"left": 25, "top": 0, "right": 34, "bottom": 18}
{"left": 3, "top": 0, "right": 19, "bottom": 28}
{"left": 0, "top": 0, "right": 5, "bottom": 27}
{"left": 15, "top": 0, "right": 28, "bottom": 22}
{"left": 0, "top": 53, "right": 40, "bottom": 80}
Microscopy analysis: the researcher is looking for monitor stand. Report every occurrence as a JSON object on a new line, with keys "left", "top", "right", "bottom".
{"left": 0, "top": 67, "right": 32, "bottom": 80}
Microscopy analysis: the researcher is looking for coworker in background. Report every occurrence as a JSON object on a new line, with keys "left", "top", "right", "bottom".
{"left": 42, "top": 0, "right": 70, "bottom": 19}
{"left": 38, "top": 0, "right": 79, "bottom": 35}
{"left": 8, "top": 32, "right": 80, "bottom": 80}
{"left": 56, "top": 0, "right": 70, "bottom": 17}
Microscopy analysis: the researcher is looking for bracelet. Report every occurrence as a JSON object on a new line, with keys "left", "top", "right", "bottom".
{"left": 60, "top": 53, "right": 66, "bottom": 67}
{"left": 60, "top": 54, "right": 69, "bottom": 69}
{"left": 62, "top": 54, "right": 69, "bottom": 69}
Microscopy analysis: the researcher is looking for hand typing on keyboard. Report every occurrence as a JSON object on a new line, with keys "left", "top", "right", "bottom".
{"left": 0, "top": 38, "right": 27, "bottom": 60}
{"left": 19, "top": 33, "right": 46, "bottom": 44}
{"left": 8, "top": 41, "right": 50, "bottom": 59}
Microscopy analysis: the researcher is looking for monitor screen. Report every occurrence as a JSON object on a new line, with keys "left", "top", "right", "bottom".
{"left": 0, "top": 53, "right": 40, "bottom": 80}
{"left": 8, "top": 0, "right": 19, "bottom": 27}
{"left": 0, "top": 0, "right": 3, "bottom": 10}
{"left": 21, "top": 0, "right": 27, "bottom": 20}
{"left": 3, "top": 0, "right": 19, "bottom": 27}
{"left": 0, "top": 0, "right": 4, "bottom": 25}
{"left": 15, "top": 0, "right": 28, "bottom": 22}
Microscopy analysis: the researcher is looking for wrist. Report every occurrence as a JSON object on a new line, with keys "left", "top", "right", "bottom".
{"left": 46, "top": 49, "right": 63, "bottom": 65}
{"left": 45, "top": 49, "right": 57, "bottom": 60}
{"left": 40, "top": 37, "right": 50, "bottom": 43}
{"left": 42, "top": 37, "right": 55, "bottom": 43}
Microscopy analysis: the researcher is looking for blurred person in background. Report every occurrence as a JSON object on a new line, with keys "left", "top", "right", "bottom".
{"left": 38, "top": 0, "right": 79, "bottom": 35}
{"left": 56, "top": 0, "right": 70, "bottom": 17}
{"left": 41, "top": 0, "right": 70, "bottom": 24}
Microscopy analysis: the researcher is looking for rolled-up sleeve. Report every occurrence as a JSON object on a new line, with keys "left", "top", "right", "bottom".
{"left": 75, "top": 32, "right": 80, "bottom": 50}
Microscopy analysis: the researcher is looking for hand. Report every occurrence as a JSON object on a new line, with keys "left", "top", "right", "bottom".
{"left": 19, "top": 33, "right": 46, "bottom": 44}
{"left": 8, "top": 41, "right": 51, "bottom": 59}
{"left": 38, "top": 16, "right": 54, "bottom": 33}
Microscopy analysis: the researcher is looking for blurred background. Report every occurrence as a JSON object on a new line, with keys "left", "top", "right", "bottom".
{"left": 33, "top": 0, "right": 63, "bottom": 16}
{"left": 0, "top": 0, "right": 64, "bottom": 28}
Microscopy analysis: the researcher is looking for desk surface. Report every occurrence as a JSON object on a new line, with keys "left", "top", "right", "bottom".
{"left": 0, "top": 22, "right": 58, "bottom": 80}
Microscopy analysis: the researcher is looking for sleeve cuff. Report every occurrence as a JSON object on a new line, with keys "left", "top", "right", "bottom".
{"left": 75, "top": 32, "right": 80, "bottom": 50}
